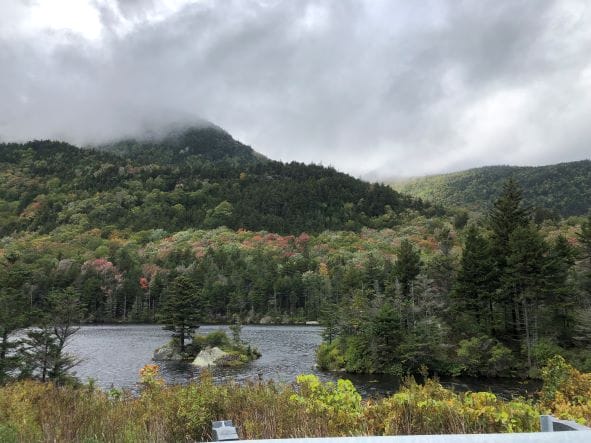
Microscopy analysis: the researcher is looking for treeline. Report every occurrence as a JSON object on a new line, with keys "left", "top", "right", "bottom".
{"left": 318, "top": 180, "right": 591, "bottom": 377}
{"left": 0, "top": 130, "right": 436, "bottom": 236}
{"left": 394, "top": 160, "right": 591, "bottom": 217}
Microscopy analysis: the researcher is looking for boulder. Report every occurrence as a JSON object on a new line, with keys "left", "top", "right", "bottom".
{"left": 192, "top": 346, "right": 229, "bottom": 367}
{"left": 153, "top": 341, "right": 183, "bottom": 361}
{"left": 259, "top": 316, "right": 273, "bottom": 325}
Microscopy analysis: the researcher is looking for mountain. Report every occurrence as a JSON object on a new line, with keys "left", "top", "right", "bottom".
{"left": 0, "top": 125, "right": 437, "bottom": 236}
{"left": 392, "top": 160, "right": 591, "bottom": 217}
{"left": 97, "top": 124, "right": 267, "bottom": 166}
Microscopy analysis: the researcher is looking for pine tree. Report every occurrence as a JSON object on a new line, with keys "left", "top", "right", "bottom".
{"left": 394, "top": 239, "right": 421, "bottom": 298}
{"left": 160, "top": 275, "right": 201, "bottom": 353}
{"left": 0, "top": 289, "right": 29, "bottom": 384}
{"left": 488, "top": 179, "right": 531, "bottom": 343}
{"left": 489, "top": 178, "right": 531, "bottom": 262}
{"left": 21, "top": 288, "right": 82, "bottom": 385}
{"left": 578, "top": 214, "right": 591, "bottom": 297}
{"left": 452, "top": 225, "right": 497, "bottom": 335}
{"left": 504, "top": 225, "right": 548, "bottom": 368}
{"left": 0, "top": 253, "right": 30, "bottom": 384}
{"left": 544, "top": 235, "right": 577, "bottom": 345}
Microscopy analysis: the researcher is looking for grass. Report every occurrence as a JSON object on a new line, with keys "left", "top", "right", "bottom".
{"left": 0, "top": 356, "right": 589, "bottom": 442}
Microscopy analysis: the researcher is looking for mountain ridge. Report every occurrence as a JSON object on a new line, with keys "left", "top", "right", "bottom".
{"left": 0, "top": 125, "right": 437, "bottom": 236}
{"left": 392, "top": 159, "right": 591, "bottom": 217}
{"left": 96, "top": 124, "right": 267, "bottom": 166}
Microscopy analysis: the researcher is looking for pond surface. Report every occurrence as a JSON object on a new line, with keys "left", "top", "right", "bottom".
{"left": 66, "top": 324, "right": 539, "bottom": 399}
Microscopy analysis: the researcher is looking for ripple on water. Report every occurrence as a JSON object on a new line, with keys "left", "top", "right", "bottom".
{"left": 66, "top": 324, "right": 539, "bottom": 399}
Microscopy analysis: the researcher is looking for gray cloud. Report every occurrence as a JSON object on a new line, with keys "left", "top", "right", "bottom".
{"left": 0, "top": 0, "right": 590, "bottom": 178}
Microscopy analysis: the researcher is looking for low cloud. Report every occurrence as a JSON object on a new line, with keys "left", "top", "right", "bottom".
{"left": 1, "top": 0, "right": 590, "bottom": 178}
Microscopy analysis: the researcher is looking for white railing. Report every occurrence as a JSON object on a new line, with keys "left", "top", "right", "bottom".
{"left": 212, "top": 416, "right": 591, "bottom": 442}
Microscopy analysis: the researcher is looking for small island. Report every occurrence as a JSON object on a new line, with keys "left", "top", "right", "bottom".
{"left": 154, "top": 324, "right": 261, "bottom": 368}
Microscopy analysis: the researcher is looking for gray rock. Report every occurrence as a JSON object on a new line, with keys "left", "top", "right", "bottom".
{"left": 191, "top": 346, "right": 228, "bottom": 367}
{"left": 153, "top": 341, "right": 183, "bottom": 361}
{"left": 259, "top": 316, "right": 273, "bottom": 324}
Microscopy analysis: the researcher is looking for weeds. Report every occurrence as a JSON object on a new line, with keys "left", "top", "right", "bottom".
{"left": 1, "top": 357, "right": 589, "bottom": 442}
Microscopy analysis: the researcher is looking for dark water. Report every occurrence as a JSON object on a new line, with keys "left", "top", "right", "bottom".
{"left": 66, "top": 324, "right": 538, "bottom": 399}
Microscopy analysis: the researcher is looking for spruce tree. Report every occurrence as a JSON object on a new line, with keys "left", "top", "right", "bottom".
{"left": 160, "top": 275, "right": 201, "bottom": 353}
{"left": 504, "top": 225, "right": 548, "bottom": 368}
{"left": 544, "top": 235, "right": 576, "bottom": 345}
{"left": 394, "top": 239, "right": 421, "bottom": 298}
{"left": 488, "top": 178, "right": 531, "bottom": 342}
{"left": 0, "top": 253, "right": 30, "bottom": 384}
{"left": 21, "top": 288, "right": 82, "bottom": 385}
{"left": 578, "top": 214, "right": 591, "bottom": 297}
{"left": 489, "top": 178, "right": 531, "bottom": 261}
{"left": 452, "top": 225, "right": 496, "bottom": 334}
{"left": 0, "top": 289, "right": 29, "bottom": 384}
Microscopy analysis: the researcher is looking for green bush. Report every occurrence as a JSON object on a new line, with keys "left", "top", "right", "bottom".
{"left": 0, "top": 424, "right": 18, "bottom": 443}
{"left": 316, "top": 341, "right": 345, "bottom": 371}
{"left": 456, "top": 336, "right": 515, "bottom": 377}
{"left": 532, "top": 339, "right": 564, "bottom": 368}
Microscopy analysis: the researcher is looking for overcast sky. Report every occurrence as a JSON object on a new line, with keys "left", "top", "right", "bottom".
{"left": 1, "top": 0, "right": 590, "bottom": 178}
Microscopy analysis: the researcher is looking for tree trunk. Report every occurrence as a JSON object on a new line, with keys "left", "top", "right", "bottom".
{"left": 179, "top": 327, "right": 185, "bottom": 353}
{"left": 522, "top": 298, "right": 532, "bottom": 369}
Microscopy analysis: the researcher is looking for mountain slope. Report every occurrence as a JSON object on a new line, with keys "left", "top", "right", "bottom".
{"left": 392, "top": 160, "right": 591, "bottom": 217}
{"left": 0, "top": 126, "right": 437, "bottom": 236}
{"left": 98, "top": 124, "right": 267, "bottom": 166}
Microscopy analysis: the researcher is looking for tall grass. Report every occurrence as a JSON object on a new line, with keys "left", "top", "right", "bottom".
{"left": 0, "top": 367, "right": 548, "bottom": 443}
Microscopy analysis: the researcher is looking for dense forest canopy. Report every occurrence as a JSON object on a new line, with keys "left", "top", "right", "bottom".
{"left": 1, "top": 124, "right": 590, "bottom": 385}
{"left": 0, "top": 126, "right": 435, "bottom": 237}
{"left": 392, "top": 160, "right": 591, "bottom": 217}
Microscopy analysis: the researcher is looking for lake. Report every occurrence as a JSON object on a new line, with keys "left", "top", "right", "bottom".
{"left": 66, "top": 324, "right": 539, "bottom": 398}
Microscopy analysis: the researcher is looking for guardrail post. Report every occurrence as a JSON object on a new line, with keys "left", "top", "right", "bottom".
{"left": 540, "top": 415, "right": 554, "bottom": 432}
{"left": 212, "top": 420, "right": 240, "bottom": 441}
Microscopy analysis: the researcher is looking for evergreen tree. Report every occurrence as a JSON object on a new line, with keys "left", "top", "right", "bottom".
{"left": 544, "top": 235, "right": 577, "bottom": 345}
{"left": 452, "top": 225, "right": 497, "bottom": 335}
{"left": 394, "top": 239, "right": 421, "bottom": 298}
{"left": 488, "top": 179, "right": 531, "bottom": 343}
{"left": 504, "top": 225, "right": 548, "bottom": 368}
{"left": 160, "top": 275, "right": 201, "bottom": 353}
{"left": 489, "top": 178, "right": 531, "bottom": 262}
{"left": 0, "top": 289, "right": 29, "bottom": 384}
{"left": 0, "top": 253, "right": 30, "bottom": 384}
{"left": 578, "top": 214, "right": 591, "bottom": 297}
{"left": 21, "top": 288, "right": 82, "bottom": 385}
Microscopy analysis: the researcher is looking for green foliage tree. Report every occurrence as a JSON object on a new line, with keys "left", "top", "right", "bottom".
{"left": 0, "top": 289, "right": 29, "bottom": 384}
{"left": 20, "top": 288, "right": 82, "bottom": 385}
{"left": 489, "top": 178, "right": 531, "bottom": 262}
{"left": 578, "top": 214, "right": 591, "bottom": 297}
{"left": 452, "top": 225, "right": 496, "bottom": 335}
{"left": 0, "top": 254, "right": 30, "bottom": 384}
{"left": 393, "top": 239, "right": 421, "bottom": 298}
{"left": 160, "top": 275, "right": 202, "bottom": 353}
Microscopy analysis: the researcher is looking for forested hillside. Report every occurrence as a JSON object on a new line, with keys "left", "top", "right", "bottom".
{"left": 98, "top": 125, "right": 267, "bottom": 166}
{"left": 0, "top": 126, "right": 435, "bottom": 237}
{"left": 393, "top": 160, "right": 591, "bottom": 217}
{"left": 1, "top": 125, "right": 590, "bottom": 385}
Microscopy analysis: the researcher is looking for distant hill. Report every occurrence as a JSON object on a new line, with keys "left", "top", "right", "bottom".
{"left": 392, "top": 160, "right": 591, "bottom": 217}
{"left": 98, "top": 124, "right": 267, "bottom": 166}
{"left": 0, "top": 125, "right": 438, "bottom": 236}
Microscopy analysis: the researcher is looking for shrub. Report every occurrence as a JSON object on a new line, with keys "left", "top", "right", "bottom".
{"left": 316, "top": 341, "right": 345, "bottom": 371}
{"left": 532, "top": 339, "right": 564, "bottom": 368}
{"left": 456, "top": 336, "right": 515, "bottom": 377}
{"left": 193, "top": 330, "right": 230, "bottom": 350}
{"left": 376, "top": 378, "right": 539, "bottom": 434}
{"left": 540, "top": 355, "right": 591, "bottom": 424}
